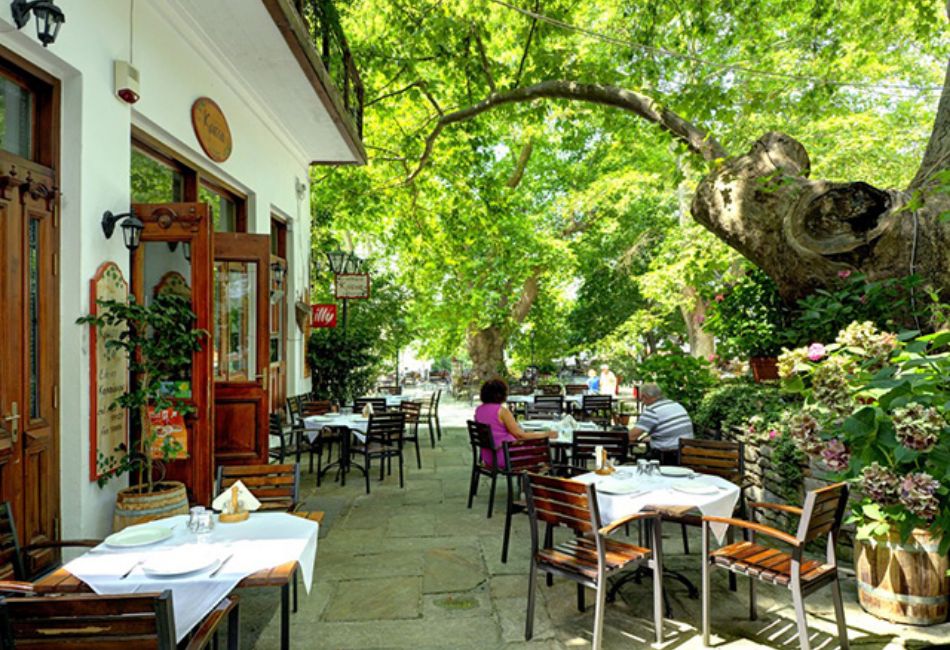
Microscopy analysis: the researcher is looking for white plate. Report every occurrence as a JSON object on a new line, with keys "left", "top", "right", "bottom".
{"left": 659, "top": 466, "right": 694, "bottom": 477}
{"left": 142, "top": 548, "right": 221, "bottom": 577}
{"left": 104, "top": 526, "right": 173, "bottom": 548}
{"left": 673, "top": 483, "right": 719, "bottom": 495}
{"left": 596, "top": 481, "right": 644, "bottom": 496}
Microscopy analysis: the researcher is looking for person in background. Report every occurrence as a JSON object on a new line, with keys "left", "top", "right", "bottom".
{"left": 598, "top": 363, "right": 617, "bottom": 396}
{"left": 475, "top": 378, "right": 555, "bottom": 468}
{"left": 628, "top": 383, "right": 693, "bottom": 465}
{"left": 585, "top": 368, "right": 600, "bottom": 393}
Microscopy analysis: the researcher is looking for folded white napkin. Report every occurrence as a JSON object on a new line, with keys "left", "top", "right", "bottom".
{"left": 211, "top": 480, "right": 261, "bottom": 514}
{"left": 559, "top": 414, "right": 578, "bottom": 429}
{"left": 362, "top": 402, "right": 374, "bottom": 417}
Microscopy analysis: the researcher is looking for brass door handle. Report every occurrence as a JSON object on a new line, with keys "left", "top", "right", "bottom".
{"left": 3, "top": 402, "right": 19, "bottom": 444}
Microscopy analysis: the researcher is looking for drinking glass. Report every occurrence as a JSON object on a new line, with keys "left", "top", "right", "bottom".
{"left": 187, "top": 506, "right": 206, "bottom": 533}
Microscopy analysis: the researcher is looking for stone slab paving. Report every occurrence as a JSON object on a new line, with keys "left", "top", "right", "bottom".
{"left": 238, "top": 394, "right": 950, "bottom": 649}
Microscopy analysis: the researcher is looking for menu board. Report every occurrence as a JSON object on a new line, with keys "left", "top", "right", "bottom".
{"left": 147, "top": 407, "right": 189, "bottom": 459}
{"left": 89, "top": 262, "right": 129, "bottom": 481}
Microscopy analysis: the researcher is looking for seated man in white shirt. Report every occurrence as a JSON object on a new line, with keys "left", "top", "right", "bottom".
{"left": 628, "top": 383, "right": 694, "bottom": 465}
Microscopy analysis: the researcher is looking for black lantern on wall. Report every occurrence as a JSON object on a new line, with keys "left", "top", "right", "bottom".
{"left": 101, "top": 211, "right": 144, "bottom": 251}
{"left": 11, "top": 0, "right": 65, "bottom": 48}
{"left": 325, "top": 249, "right": 349, "bottom": 275}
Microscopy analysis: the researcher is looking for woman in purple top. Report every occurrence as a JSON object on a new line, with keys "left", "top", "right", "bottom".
{"left": 474, "top": 378, "right": 554, "bottom": 468}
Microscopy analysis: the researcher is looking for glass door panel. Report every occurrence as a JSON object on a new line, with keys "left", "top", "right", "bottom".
{"left": 213, "top": 261, "right": 258, "bottom": 382}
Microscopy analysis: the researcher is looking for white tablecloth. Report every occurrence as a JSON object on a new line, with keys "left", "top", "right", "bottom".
{"left": 304, "top": 414, "right": 369, "bottom": 442}
{"left": 521, "top": 419, "right": 600, "bottom": 443}
{"left": 506, "top": 394, "right": 584, "bottom": 407}
{"left": 573, "top": 469, "right": 740, "bottom": 543}
{"left": 63, "top": 513, "right": 319, "bottom": 642}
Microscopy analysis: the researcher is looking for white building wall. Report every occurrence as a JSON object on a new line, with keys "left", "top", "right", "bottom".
{"left": 0, "top": 0, "right": 316, "bottom": 539}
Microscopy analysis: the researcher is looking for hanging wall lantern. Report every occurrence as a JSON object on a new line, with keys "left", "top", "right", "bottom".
{"left": 11, "top": 0, "right": 65, "bottom": 48}
{"left": 101, "top": 211, "right": 144, "bottom": 251}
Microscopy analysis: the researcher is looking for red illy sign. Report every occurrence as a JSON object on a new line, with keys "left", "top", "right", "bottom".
{"left": 311, "top": 304, "right": 338, "bottom": 328}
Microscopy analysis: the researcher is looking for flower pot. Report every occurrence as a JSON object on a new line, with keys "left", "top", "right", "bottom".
{"left": 855, "top": 528, "right": 949, "bottom": 625}
{"left": 112, "top": 481, "right": 190, "bottom": 532}
{"left": 749, "top": 356, "right": 779, "bottom": 382}
{"left": 616, "top": 414, "right": 631, "bottom": 426}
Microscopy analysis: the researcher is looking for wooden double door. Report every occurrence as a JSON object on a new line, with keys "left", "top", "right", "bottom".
{"left": 131, "top": 204, "right": 271, "bottom": 506}
{"left": 0, "top": 152, "right": 59, "bottom": 577}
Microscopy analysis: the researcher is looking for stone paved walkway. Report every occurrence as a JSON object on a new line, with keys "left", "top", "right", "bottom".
{"left": 237, "top": 394, "right": 950, "bottom": 649}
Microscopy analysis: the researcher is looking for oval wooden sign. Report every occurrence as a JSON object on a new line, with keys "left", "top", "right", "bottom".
{"left": 191, "top": 97, "right": 232, "bottom": 162}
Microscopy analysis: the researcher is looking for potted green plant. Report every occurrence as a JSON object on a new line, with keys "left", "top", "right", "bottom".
{"left": 78, "top": 292, "right": 206, "bottom": 530}
{"left": 704, "top": 268, "right": 793, "bottom": 381}
{"left": 779, "top": 322, "right": 950, "bottom": 625}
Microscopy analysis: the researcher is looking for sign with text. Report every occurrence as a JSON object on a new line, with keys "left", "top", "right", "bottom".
{"left": 311, "top": 304, "right": 338, "bottom": 328}
{"left": 191, "top": 97, "right": 233, "bottom": 163}
{"left": 89, "top": 262, "right": 129, "bottom": 481}
{"left": 334, "top": 273, "right": 371, "bottom": 299}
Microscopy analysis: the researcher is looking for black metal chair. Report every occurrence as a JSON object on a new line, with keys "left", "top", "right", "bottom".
{"left": 570, "top": 429, "right": 629, "bottom": 469}
{"left": 526, "top": 395, "right": 563, "bottom": 420}
{"left": 466, "top": 420, "right": 503, "bottom": 518}
{"left": 399, "top": 400, "right": 423, "bottom": 469}
{"left": 352, "top": 412, "right": 406, "bottom": 494}
{"left": 354, "top": 396, "right": 387, "bottom": 415}
{"left": 419, "top": 391, "right": 439, "bottom": 447}
{"left": 580, "top": 394, "right": 613, "bottom": 427}
{"left": 537, "top": 384, "right": 562, "bottom": 396}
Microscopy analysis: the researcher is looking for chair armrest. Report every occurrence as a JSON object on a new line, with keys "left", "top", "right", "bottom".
{"left": 702, "top": 515, "right": 801, "bottom": 547}
{"left": 184, "top": 595, "right": 238, "bottom": 650}
{"left": 599, "top": 511, "right": 660, "bottom": 537}
{"left": 748, "top": 502, "right": 803, "bottom": 517}
{"left": 0, "top": 580, "right": 34, "bottom": 594}
{"left": 22, "top": 538, "right": 101, "bottom": 551}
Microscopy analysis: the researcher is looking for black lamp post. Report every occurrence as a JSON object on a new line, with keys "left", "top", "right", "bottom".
{"left": 11, "top": 0, "right": 65, "bottom": 48}
{"left": 101, "top": 211, "right": 144, "bottom": 251}
{"left": 325, "top": 249, "right": 361, "bottom": 337}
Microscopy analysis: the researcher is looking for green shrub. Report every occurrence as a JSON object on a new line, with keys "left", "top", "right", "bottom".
{"left": 307, "top": 327, "right": 380, "bottom": 405}
{"left": 704, "top": 268, "right": 794, "bottom": 358}
{"left": 629, "top": 352, "right": 714, "bottom": 414}
{"left": 694, "top": 381, "right": 793, "bottom": 436}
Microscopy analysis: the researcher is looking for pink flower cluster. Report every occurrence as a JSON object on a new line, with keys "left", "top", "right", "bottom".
{"left": 821, "top": 438, "right": 850, "bottom": 471}
{"left": 900, "top": 473, "right": 941, "bottom": 521}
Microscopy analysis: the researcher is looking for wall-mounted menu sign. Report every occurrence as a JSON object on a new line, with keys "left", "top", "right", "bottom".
{"left": 89, "top": 262, "right": 129, "bottom": 481}
{"left": 191, "top": 97, "right": 232, "bottom": 162}
{"left": 334, "top": 273, "right": 371, "bottom": 299}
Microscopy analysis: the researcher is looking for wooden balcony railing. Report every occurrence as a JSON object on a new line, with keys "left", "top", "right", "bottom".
{"left": 293, "top": 0, "right": 364, "bottom": 137}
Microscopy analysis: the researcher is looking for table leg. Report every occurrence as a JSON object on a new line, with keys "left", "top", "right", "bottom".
{"left": 281, "top": 583, "right": 290, "bottom": 650}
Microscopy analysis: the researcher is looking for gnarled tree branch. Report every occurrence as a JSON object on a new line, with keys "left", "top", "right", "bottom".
{"left": 506, "top": 140, "right": 534, "bottom": 188}
{"left": 405, "top": 80, "right": 728, "bottom": 183}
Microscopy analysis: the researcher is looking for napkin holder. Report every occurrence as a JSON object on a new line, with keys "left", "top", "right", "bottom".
{"left": 218, "top": 485, "right": 250, "bottom": 523}
{"left": 594, "top": 446, "right": 615, "bottom": 475}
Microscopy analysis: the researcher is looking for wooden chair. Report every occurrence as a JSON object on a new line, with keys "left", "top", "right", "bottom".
{"left": 701, "top": 482, "right": 850, "bottom": 650}
{"left": 565, "top": 384, "right": 587, "bottom": 395}
{"left": 570, "top": 429, "right": 628, "bottom": 469}
{"left": 537, "top": 384, "right": 562, "bottom": 396}
{"left": 0, "top": 589, "right": 239, "bottom": 650}
{"left": 215, "top": 463, "right": 301, "bottom": 512}
{"left": 352, "top": 412, "right": 406, "bottom": 494}
{"left": 580, "top": 394, "right": 613, "bottom": 427}
{"left": 353, "top": 396, "right": 387, "bottom": 415}
{"left": 377, "top": 385, "right": 402, "bottom": 395}
{"left": 0, "top": 503, "right": 99, "bottom": 583}
{"left": 466, "top": 420, "right": 503, "bottom": 518}
{"left": 526, "top": 395, "right": 563, "bottom": 420}
{"left": 399, "top": 400, "right": 423, "bottom": 469}
{"left": 523, "top": 473, "right": 663, "bottom": 649}
{"left": 500, "top": 438, "right": 551, "bottom": 563}
{"left": 673, "top": 438, "right": 745, "bottom": 555}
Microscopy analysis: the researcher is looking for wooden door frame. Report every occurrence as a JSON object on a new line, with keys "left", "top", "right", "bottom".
{"left": 130, "top": 203, "right": 214, "bottom": 506}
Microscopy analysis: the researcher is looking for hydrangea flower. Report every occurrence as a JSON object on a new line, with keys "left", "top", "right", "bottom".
{"left": 899, "top": 473, "right": 940, "bottom": 521}
{"left": 835, "top": 321, "right": 898, "bottom": 371}
{"left": 778, "top": 346, "right": 810, "bottom": 378}
{"left": 837, "top": 269, "right": 852, "bottom": 279}
{"left": 891, "top": 403, "right": 945, "bottom": 453}
{"left": 859, "top": 463, "right": 900, "bottom": 505}
{"left": 810, "top": 356, "right": 855, "bottom": 416}
{"left": 787, "top": 409, "right": 824, "bottom": 455}
{"left": 807, "top": 343, "right": 826, "bottom": 361}
{"left": 821, "top": 438, "right": 850, "bottom": 471}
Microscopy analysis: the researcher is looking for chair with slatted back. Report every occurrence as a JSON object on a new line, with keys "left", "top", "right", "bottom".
{"left": 0, "top": 589, "right": 239, "bottom": 650}
{"left": 537, "top": 384, "right": 562, "bottom": 396}
{"left": 523, "top": 473, "right": 663, "bottom": 649}
{"left": 215, "top": 464, "right": 300, "bottom": 512}
{"left": 377, "top": 385, "right": 402, "bottom": 395}
{"left": 466, "top": 420, "right": 503, "bottom": 518}
{"left": 353, "top": 396, "right": 387, "bottom": 415}
{"left": 701, "top": 482, "right": 850, "bottom": 650}
{"left": 526, "top": 395, "right": 563, "bottom": 420}
{"left": 0, "top": 502, "right": 99, "bottom": 583}
{"left": 399, "top": 400, "right": 423, "bottom": 469}
{"left": 564, "top": 384, "right": 587, "bottom": 396}
{"left": 580, "top": 394, "right": 613, "bottom": 427}
{"left": 269, "top": 412, "right": 295, "bottom": 465}
{"left": 352, "top": 412, "right": 406, "bottom": 494}
{"left": 570, "top": 429, "right": 629, "bottom": 469}
{"left": 672, "top": 438, "right": 745, "bottom": 555}
{"left": 500, "top": 438, "right": 552, "bottom": 563}
{"left": 433, "top": 389, "right": 443, "bottom": 441}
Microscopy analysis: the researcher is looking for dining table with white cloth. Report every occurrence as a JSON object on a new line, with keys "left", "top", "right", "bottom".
{"left": 506, "top": 394, "right": 584, "bottom": 409}
{"left": 304, "top": 412, "right": 370, "bottom": 442}
{"left": 60, "top": 512, "right": 318, "bottom": 643}
{"left": 573, "top": 467, "right": 740, "bottom": 543}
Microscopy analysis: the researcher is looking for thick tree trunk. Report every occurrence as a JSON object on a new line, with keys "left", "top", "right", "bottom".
{"left": 681, "top": 293, "right": 714, "bottom": 359}
{"left": 467, "top": 325, "right": 507, "bottom": 381}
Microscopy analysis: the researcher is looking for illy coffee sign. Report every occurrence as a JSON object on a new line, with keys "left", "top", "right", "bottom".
{"left": 311, "top": 304, "right": 338, "bottom": 328}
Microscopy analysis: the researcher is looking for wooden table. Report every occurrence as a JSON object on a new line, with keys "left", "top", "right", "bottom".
{"left": 34, "top": 560, "right": 300, "bottom": 650}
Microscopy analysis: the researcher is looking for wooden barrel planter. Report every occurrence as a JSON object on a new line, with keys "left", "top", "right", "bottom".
{"left": 113, "top": 481, "right": 189, "bottom": 532}
{"left": 855, "top": 528, "right": 950, "bottom": 625}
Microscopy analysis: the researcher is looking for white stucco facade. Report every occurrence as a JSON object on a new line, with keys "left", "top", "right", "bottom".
{"left": 0, "top": 0, "right": 359, "bottom": 538}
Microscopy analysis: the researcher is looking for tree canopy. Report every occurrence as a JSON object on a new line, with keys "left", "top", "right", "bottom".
{"left": 313, "top": 0, "right": 948, "bottom": 376}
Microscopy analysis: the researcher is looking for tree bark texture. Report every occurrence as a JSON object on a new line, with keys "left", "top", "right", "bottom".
{"left": 467, "top": 325, "right": 508, "bottom": 381}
